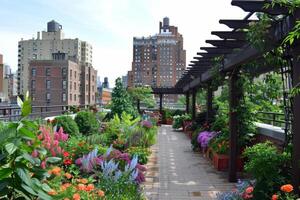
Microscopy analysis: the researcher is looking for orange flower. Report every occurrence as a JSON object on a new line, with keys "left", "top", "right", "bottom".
{"left": 245, "top": 186, "right": 254, "bottom": 194}
{"left": 78, "top": 178, "right": 88, "bottom": 184}
{"left": 97, "top": 190, "right": 105, "bottom": 197}
{"left": 51, "top": 167, "right": 61, "bottom": 176}
{"left": 73, "top": 193, "right": 81, "bottom": 200}
{"left": 85, "top": 184, "right": 95, "bottom": 192}
{"left": 48, "top": 189, "right": 57, "bottom": 195}
{"left": 77, "top": 183, "right": 86, "bottom": 191}
{"left": 65, "top": 173, "right": 72, "bottom": 179}
{"left": 61, "top": 183, "right": 72, "bottom": 191}
{"left": 272, "top": 194, "right": 278, "bottom": 200}
{"left": 280, "top": 184, "right": 293, "bottom": 193}
{"left": 64, "top": 198, "right": 70, "bottom": 200}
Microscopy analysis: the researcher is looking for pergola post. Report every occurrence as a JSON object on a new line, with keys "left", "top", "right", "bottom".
{"left": 159, "top": 93, "right": 163, "bottom": 114}
{"left": 292, "top": 46, "right": 300, "bottom": 193}
{"left": 186, "top": 92, "right": 190, "bottom": 114}
{"left": 192, "top": 89, "right": 197, "bottom": 120}
{"left": 228, "top": 70, "right": 241, "bottom": 182}
{"left": 206, "top": 84, "right": 213, "bottom": 122}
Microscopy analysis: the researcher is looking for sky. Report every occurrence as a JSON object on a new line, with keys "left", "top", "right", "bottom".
{"left": 0, "top": 0, "right": 246, "bottom": 87}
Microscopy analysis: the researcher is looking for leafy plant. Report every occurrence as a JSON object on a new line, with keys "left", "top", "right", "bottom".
{"left": 0, "top": 94, "right": 59, "bottom": 199}
{"left": 75, "top": 111, "right": 100, "bottom": 135}
{"left": 126, "top": 147, "right": 151, "bottom": 165}
{"left": 111, "top": 78, "right": 137, "bottom": 118}
{"left": 243, "top": 142, "right": 291, "bottom": 199}
{"left": 55, "top": 115, "right": 80, "bottom": 136}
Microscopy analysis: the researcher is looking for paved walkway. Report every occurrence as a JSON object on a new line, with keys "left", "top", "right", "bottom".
{"left": 143, "top": 125, "right": 234, "bottom": 200}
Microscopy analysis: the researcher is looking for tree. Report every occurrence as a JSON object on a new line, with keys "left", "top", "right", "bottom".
{"left": 111, "top": 78, "right": 137, "bottom": 117}
{"left": 128, "top": 86, "right": 155, "bottom": 113}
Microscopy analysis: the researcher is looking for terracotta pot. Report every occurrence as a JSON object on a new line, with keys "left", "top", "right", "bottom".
{"left": 212, "top": 151, "right": 244, "bottom": 171}
{"left": 166, "top": 118, "right": 173, "bottom": 125}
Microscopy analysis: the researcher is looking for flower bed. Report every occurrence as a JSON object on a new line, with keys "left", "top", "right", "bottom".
{"left": 0, "top": 96, "right": 157, "bottom": 200}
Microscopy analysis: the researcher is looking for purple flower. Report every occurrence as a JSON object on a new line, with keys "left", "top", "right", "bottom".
{"left": 197, "top": 131, "right": 218, "bottom": 148}
{"left": 141, "top": 120, "right": 152, "bottom": 128}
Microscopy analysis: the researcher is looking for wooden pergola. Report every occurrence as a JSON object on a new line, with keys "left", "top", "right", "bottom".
{"left": 152, "top": 0, "right": 300, "bottom": 191}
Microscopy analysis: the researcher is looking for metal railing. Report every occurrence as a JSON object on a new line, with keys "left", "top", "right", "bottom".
{"left": 0, "top": 104, "right": 100, "bottom": 121}
{"left": 256, "top": 111, "right": 290, "bottom": 128}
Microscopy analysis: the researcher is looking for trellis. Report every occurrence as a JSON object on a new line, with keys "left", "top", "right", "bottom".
{"left": 152, "top": 0, "right": 300, "bottom": 192}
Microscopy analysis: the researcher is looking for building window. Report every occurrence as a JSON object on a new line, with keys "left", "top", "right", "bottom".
{"left": 70, "top": 70, "right": 72, "bottom": 79}
{"left": 31, "top": 80, "right": 36, "bottom": 89}
{"left": 74, "top": 82, "right": 76, "bottom": 90}
{"left": 32, "top": 68, "right": 36, "bottom": 76}
{"left": 92, "top": 86, "right": 94, "bottom": 92}
{"left": 62, "top": 68, "right": 67, "bottom": 76}
{"left": 62, "top": 80, "right": 67, "bottom": 89}
{"left": 75, "top": 71, "right": 77, "bottom": 79}
{"left": 62, "top": 93, "right": 66, "bottom": 102}
{"left": 46, "top": 68, "right": 51, "bottom": 76}
{"left": 46, "top": 80, "right": 51, "bottom": 89}
{"left": 70, "top": 82, "right": 72, "bottom": 90}
{"left": 70, "top": 93, "right": 72, "bottom": 101}
{"left": 92, "top": 75, "right": 94, "bottom": 82}
{"left": 74, "top": 94, "right": 76, "bottom": 101}
{"left": 46, "top": 93, "right": 51, "bottom": 102}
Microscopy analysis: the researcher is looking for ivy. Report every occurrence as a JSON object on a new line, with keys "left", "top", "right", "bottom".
{"left": 265, "top": 0, "right": 300, "bottom": 14}
{"left": 210, "top": 56, "right": 226, "bottom": 91}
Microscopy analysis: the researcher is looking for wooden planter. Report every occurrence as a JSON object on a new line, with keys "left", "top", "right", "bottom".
{"left": 185, "top": 130, "right": 193, "bottom": 139}
{"left": 183, "top": 120, "right": 192, "bottom": 132}
{"left": 212, "top": 152, "right": 244, "bottom": 171}
{"left": 166, "top": 118, "right": 173, "bottom": 125}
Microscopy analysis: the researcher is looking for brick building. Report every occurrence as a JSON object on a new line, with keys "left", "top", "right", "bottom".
{"left": 129, "top": 17, "right": 186, "bottom": 104}
{"left": 29, "top": 60, "right": 97, "bottom": 108}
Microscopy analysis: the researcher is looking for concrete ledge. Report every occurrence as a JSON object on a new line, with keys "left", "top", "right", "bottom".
{"left": 255, "top": 122, "right": 285, "bottom": 142}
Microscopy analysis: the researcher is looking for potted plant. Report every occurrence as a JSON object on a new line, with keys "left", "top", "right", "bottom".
{"left": 182, "top": 114, "right": 192, "bottom": 132}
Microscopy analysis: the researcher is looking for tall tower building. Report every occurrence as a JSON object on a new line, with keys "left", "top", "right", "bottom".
{"left": 129, "top": 17, "right": 186, "bottom": 103}
{"left": 18, "top": 20, "right": 93, "bottom": 95}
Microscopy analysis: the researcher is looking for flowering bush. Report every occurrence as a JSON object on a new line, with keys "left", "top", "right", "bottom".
{"left": 217, "top": 179, "right": 254, "bottom": 200}
{"left": 197, "top": 131, "right": 218, "bottom": 150}
{"left": 271, "top": 184, "right": 299, "bottom": 200}
{"left": 209, "top": 136, "right": 230, "bottom": 155}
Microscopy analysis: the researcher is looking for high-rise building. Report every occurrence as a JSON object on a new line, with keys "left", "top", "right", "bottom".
{"left": 0, "top": 54, "right": 3, "bottom": 94}
{"left": 102, "top": 77, "right": 109, "bottom": 89}
{"left": 18, "top": 20, "right": 93, "bottom": 95}
{"left": 122, "top": 75, "right": 128, "bottom": 88}
{"left": 129, "top": 17, "right": 186, "bottom": 103}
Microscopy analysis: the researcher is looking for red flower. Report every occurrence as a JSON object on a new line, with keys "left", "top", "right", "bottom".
{"left": 63, "top": 159, "right": 72, "bottom": 165}
{"left": 272, "top": 194, "right": 278, "bottom": 200}
{"left": 63, "top": 151, "right": 70, "bottom": 157}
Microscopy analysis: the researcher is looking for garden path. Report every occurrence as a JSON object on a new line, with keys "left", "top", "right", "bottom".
{"left": 143, "top": 125, "right": 234, "bottom": 200}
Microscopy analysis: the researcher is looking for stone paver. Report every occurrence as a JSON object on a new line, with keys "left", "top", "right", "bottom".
{"left": 144, "top": 125, "right": 234, "bottom": 200}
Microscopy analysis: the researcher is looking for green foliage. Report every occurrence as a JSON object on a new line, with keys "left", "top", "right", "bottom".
{"left": 96, "top": 174, "right": 143, "bottom": 200}
{"left": 246, "top": 13, "right": 272, "bottom": 50}
{"left": 209, "top": 135, "right": 230, "bottom": 155}
{"left": 55, "top": 115, "right": 80, "bottom": 136}
{"left": 128, "top": 86, "right": 155, "bottom": 109}
{"left": 75, "top": 111, "right": 100, "bottom": 135}
{"left": 0, "top": 96, "right": 53, "bottom": 200}
{"left": 191, "top": 128, "right": 201, "bottom": 151}
{"left": 211, "top": 57, "right": 226, "bottom": 90}
{"left": 265, "top": 0, "right": 300, "bottom": 14}
{"left": 243, "top": 142, "right": 291, "bottom": 200}
{"left": 111, "top": 78, "right": 137, "bottom": 117}
{"left": 126, "top": 147, "right": 151, "bottom": 165}
{"left": 172, "top": 114, "right": 191, "bottom": 129}
{"left": 283, "top": 21, "right": 300, "bottom": 45}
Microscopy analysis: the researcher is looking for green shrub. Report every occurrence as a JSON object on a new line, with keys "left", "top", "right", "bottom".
{"left": 172, "top": 115, "right": 183, "bottom": 129}
{"left": 243, "top": 142, "right": 291, "bottom": 199}
{"left": 55, "top": 115, "right": 80, "bottom": 136}
{"left": 191, "top": 129, "right": 201, "bottom": 151}
{"left": 126, "top": 147, "right": 151, "bottom": 165}
{"left": 75, "top": 111, "right": 99, "bottom": 135}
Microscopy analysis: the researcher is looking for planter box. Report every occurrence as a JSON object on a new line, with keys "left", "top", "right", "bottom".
{"left": 185, "top": 130, "right": 193, "bottom": 139}
{"left": 212, "top": 152, "right": 244, "bottom": 171}
{"left": 183, "top": 120, "right": 192, "bottom": 132}
{"left": 166, "top": 118, "right": 173, "bottom": 125}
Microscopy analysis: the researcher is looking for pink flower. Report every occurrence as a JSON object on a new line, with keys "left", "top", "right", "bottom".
{"left": 41, "top": 160, "right": 46, "bottom": 169}
{"left": 75, "top": 158, "right": 82, "bottom": 165}
{"left": 32, "top": 150, "right": 39, "bottom": 158}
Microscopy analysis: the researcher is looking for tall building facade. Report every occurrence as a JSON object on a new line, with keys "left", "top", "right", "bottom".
{"left": 29, "top": 60, "right": 97, "bottom": 107}
{"left": 18, "top": 20, "right": 93, "bottom": 95}
{"left": 128, "top": 17, "right": 186, "bottom": 103}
